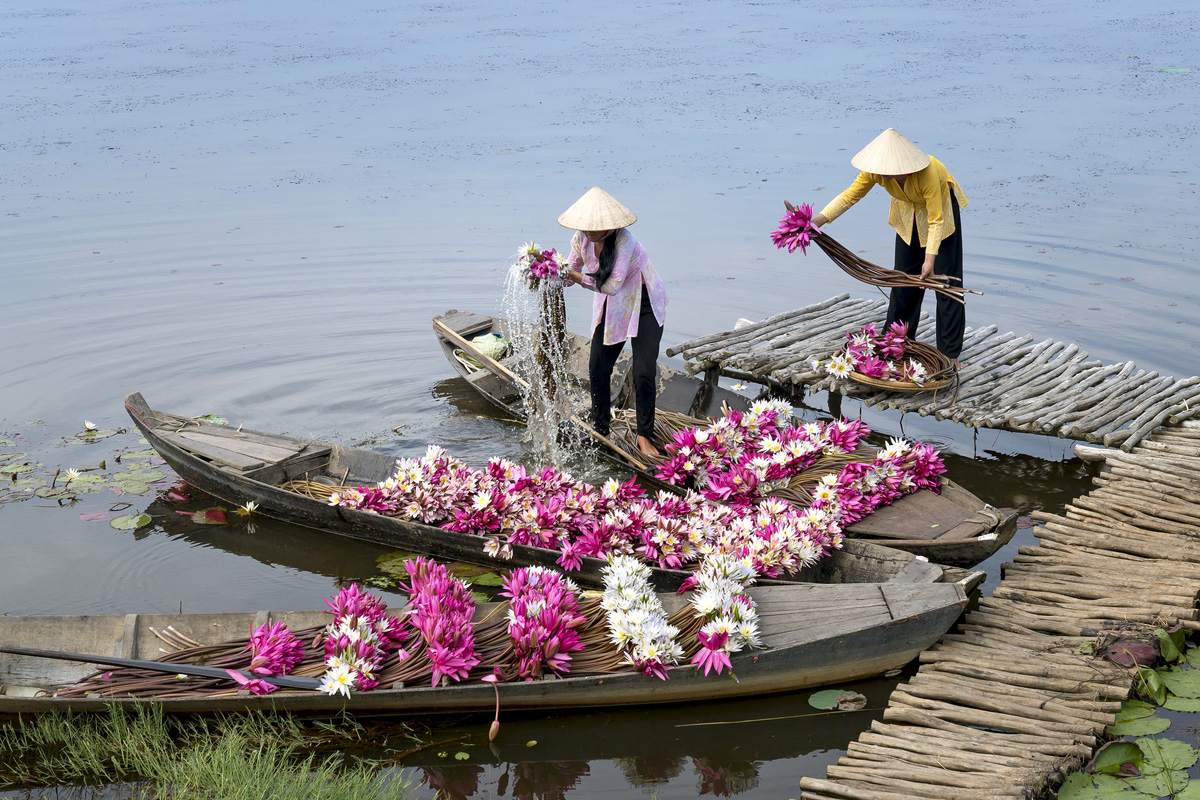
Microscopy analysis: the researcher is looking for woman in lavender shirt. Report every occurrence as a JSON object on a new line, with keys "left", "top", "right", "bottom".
{"left": 560, "top": 187, "right": 669, "bottom": 457}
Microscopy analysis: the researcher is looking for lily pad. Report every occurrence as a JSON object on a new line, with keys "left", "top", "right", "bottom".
{"left": 0, "top": 451, "right": 27, "bottom": 463}
{"left": 121, "top": 449, "right": 160, "bottom": 460}
{"left": 1128, "top": 768, "right": 1188, "bottom": 796}
{"left": 80, "top": 511, "right": 117, "bottom": 522}
{"left": 1113, "top": 699, "right": 1157, "bottom": 723}
{"left": 110, "top": 514, "right": 152, "bottom": 531}
{"left": 67, "top": 429, "right": 121, "bottom": 443}
{"left": 1107, "top": 715, "right": 1170, "bottom": 737}
{"left": 0, "top": 438, "right": 15, "bottom": 447}
{"left": 0, "top": 463, "right": 36, "bottom": 475}
{"left": 1056, "top": 772, "right": 1141, "bottom": 799}
{"left": 7, "top": 477, "right": 47, "bottom": 491}
{"left": 34, "top": 486, "right": 77, "bottom": 500}
{"left": 453, "top": 752, "right": 469, "bottom": 761}
{"left": 1160, "top": 666, "right": 1200, "bottom": 698}
{"left": 467, "top": 571, "right": 506, "bottom": 587}
{"left": 808, "top": 688, "right": 867, "bottom": 710}
{"left": 1106, "top": 641, "right": 1157, "bottom": 668}
{"left": 1136, "top": 736, "right": 1199, "bottom": 772}
{"left": 1087, "top": 740, "right": 1144, "bottom": 775}
{"left": 1163, "top": 696, "right": 1200, "bottom": 712}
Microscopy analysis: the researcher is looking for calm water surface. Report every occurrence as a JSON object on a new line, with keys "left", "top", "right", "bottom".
{"left": 1, "top": 0, "right": 1197, "bottom": 796}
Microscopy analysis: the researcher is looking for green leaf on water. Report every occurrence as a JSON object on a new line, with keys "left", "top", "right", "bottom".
{"left": 471, "top": 590, "right": 489, "bottom": 604}
{"left": 453, "top": 752, "right": 469, "bottom": 761}
{"left": 0, "top": 438, "right": 15, "bottom": 447}
{"left": 67, "top": 429, "right": 121, "bottom": 443}
{"left": 1129, "top": 768, "right": 1188, "bottom": 796}
{"left": 1089, "top": 740, "right": 1144, "bottom": 774}
{"left": 0, "top": 451, "right": 27, "bottom": 463}
{"left": 121, "top": 449, "right": 160, "bottom": 459}
{"left": 1160, "top": 666, "right": 1200, "bottom": 698}
{"left": 1175, "top": 779, "right": 1200, "bottom": 799}
{"left": 1164, "top": 696, "right": 1200, "bottom": 712}
{"left": 808, "top": 688, "right": 866, "bottom": 710}
{"left": 34, "top": 486, "right": 76, "bottom": 500}
{"left": 110, "top": 514, "right": 152, "bottom": 530}
{"left": 1107, "top": 715, "right": 1170, "bottom": 737}
{"left": 8, "top": 477, "right": 47, "bottom": 490}
{"left": 1137, "top": 737, "right": 1199, "bottom": 772}
{"left": 468, "top": 571, "right": 506, "bottom": 587}
{"left": 1113, "top": 699, "right": 1157, "bottom": 723}
{"left": 1056, "top": 771, "right": 1142, "bottom": 799}
{"left": 0, "top": 464, "right": 36, "bottom": 475}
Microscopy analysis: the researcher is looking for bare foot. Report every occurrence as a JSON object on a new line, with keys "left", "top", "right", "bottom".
{"left": 951, "top": 358, "right": 962, "bottom": 371}
{"left": 636, "top": 435, "right": 659, "bottom": 456}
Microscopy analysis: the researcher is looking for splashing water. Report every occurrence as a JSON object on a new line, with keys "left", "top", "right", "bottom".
{"left": 501, "top": 256, "right": 586, "bottom": 463}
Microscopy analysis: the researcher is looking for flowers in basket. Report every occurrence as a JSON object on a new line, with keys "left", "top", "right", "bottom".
{"left": 770, "top": 202, "right": 816, "bottom": 254}
{"left": 822, "top": 323, "right": 929, "bottom": 384}
{"left": 515, "top": 241, "right": 568, "bottom": 285}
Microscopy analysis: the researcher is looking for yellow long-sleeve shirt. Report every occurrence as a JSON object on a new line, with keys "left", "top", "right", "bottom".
{"left": 819, "top": 156, "right": 968, "bottom": 256}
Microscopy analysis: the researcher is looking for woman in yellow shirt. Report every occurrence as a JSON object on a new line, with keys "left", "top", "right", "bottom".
{"left": 812, "top": 128, "right": 969, "bottom": 367}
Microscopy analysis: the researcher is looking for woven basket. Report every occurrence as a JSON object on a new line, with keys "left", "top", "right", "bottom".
{"left": 844, "top": 339, "right": 956, "bottom": 392}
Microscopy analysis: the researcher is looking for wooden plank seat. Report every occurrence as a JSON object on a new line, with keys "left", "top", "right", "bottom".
{"left": 846, "top": 490, "right": 978, "bottom": 541}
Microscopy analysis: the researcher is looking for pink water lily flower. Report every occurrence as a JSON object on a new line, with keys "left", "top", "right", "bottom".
{"left": 691, "top": 630, "right": 733, "bottom": 676}
{"left": 225, "top": 669, "right": 278, "bottom": 695}
{"left": 770, "top": 203, "right": 816, "bottom": 254}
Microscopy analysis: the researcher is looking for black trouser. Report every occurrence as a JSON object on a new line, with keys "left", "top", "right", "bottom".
{"left": 589, "top": 290, "right": 664, "bottom": 439}
{"left": 886, "top": 191, "right": 965, "bottom": 360}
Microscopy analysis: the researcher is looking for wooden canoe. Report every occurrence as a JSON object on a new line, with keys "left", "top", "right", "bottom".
{"left": 432, "top": 309, "right": 1017, "bottom": 567}
{"left": 0, "top": 579, "right": 967, "bottom": 714}
{"left": 124, "top": 392, "right": 983, "bottom": 593}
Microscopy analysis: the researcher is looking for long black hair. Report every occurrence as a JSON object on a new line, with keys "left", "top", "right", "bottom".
{"left": 591, "top": 229, "right": 622, "bottom": 288}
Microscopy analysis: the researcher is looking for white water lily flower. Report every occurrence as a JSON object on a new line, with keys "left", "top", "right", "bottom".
{"left": 83, "top": 421, "right": 97, "bottom": 431}
{"left": 319, "top": 663, "right": 357, "bottom": 697}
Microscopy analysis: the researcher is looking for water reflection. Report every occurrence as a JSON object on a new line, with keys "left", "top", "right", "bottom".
{"left": 390, "top": 679, "right": 893, "bottom": 799}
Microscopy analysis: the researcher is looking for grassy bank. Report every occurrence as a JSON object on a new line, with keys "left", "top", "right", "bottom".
{"left": 0, "top": 706, "right": 413, "bottom": 799}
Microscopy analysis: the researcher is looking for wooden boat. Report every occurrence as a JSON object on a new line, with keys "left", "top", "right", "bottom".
{"left": 0, "top": 579, "right": 967, "bottom": 714}
{"left": 123, "top": 392, "right": 982, "bottom": 593}
{"left": 431, "top": 310, "right": 1017, "bottom": 567}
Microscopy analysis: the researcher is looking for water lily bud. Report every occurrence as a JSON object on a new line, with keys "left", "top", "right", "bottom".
{"left": 489, "top": 719, "right": 500, "bottom": 741}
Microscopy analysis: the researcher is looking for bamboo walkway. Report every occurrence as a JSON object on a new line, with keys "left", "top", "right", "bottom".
{"left": 667, "top": 294, "right": 1200, "bottom": 451}
{"left": 796, "top": 420, "right": 1200, "bottom": 800}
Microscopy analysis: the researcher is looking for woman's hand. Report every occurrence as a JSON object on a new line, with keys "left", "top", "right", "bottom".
{"left": 564, "top": 268, "right": 584, "bottom": 287}
{"left": 921, "top": 254, "right": 936, "bottom": 280}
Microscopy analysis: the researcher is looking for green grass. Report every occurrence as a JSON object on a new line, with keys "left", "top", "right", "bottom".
{"left": 0, "top": 706, "right": 414, "bottom": 799}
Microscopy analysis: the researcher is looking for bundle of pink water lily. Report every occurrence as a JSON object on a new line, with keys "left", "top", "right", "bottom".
{"left": 329, "top": 401, "right": 945, "bottom": 578}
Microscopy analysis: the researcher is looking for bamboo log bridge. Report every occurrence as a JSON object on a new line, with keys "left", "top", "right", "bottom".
{"left": 667, "top": 294, "right": 1200, "bottom": 451}
{"left": 796, "top": 421, "right": 1200, "bottom": 800}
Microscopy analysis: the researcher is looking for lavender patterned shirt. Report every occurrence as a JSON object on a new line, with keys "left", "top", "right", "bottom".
{"left": 567, "top": 228, "right": 668, "bottom": 346}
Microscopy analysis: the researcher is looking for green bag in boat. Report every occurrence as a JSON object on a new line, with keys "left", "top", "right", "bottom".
{"left": 454, "top": 332, "right": 509, "bottom": 370}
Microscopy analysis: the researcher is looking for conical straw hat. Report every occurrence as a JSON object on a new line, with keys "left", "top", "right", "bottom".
{"left": 557, "top": 186, "right": 637, "bottom": 231}
{"left": 850, "top": 128, "right": 931, "bottom": 175}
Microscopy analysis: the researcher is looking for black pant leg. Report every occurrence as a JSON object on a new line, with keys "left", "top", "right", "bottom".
{"left": 589, "top": 321, "right": 625, "bottom": 436}
{"left": 885, "top": 228, "right": 926, "bottom": 339}
{"left": 932, "top": 194, "right": 965, "bottom": 359}
{"left": 629, "top": 308, "right": 664, "bottom": 440}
